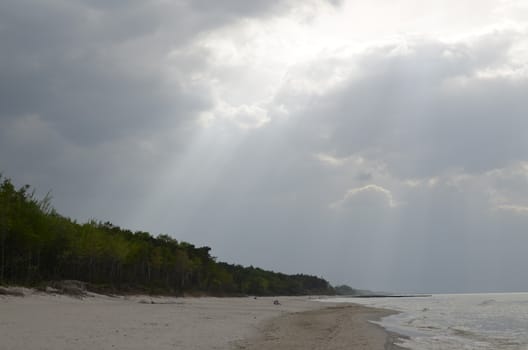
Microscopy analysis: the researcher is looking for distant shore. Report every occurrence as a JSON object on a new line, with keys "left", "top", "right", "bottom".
{"left": 0, "top": 290, "right": 404, "bottom": 349}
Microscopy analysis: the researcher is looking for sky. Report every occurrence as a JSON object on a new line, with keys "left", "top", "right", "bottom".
{"left": 1, "top": 0, "right": 528, "bottom": 293}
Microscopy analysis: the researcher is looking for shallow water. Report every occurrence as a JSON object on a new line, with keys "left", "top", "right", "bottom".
{"left": 324, "top": 293, "right": 528, "bottom": 349}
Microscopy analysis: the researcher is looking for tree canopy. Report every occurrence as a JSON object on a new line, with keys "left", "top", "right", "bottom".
{"left": 0, "top": 174, "right": 335, "bottom": 296}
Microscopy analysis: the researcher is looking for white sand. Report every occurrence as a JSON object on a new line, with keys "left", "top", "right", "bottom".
{"left": 0, "top": 291, "right": 401, "bottom": 349}
{"left": 0, "top": 292, "right": 324, "bottom": 350}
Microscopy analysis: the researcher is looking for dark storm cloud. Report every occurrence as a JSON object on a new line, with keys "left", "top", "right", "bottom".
{"left": 0, "top": 0, "right": 344, "bottom": 225}
{"left": 0, "top": 0, "right": 339, "bottom": 145}
{"left": 2, "top": 0, "right": 528, "bottom": 294}
{"left": 0, "top": 1, "right": 197, "bottom": 145}
{"left": 0, "top": 0, "right": 339, "bottom": 222}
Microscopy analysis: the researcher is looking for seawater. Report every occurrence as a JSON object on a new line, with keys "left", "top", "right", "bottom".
{"left": 323, "top": 293, "right": 528, "bottom": 350}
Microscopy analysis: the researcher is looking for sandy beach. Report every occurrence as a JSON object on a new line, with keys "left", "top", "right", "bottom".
{"left": 0, "top": 291, "right": 402, "bottom": 350}
{"left": 238, "top": 304, "right": 403, "bottom": 350}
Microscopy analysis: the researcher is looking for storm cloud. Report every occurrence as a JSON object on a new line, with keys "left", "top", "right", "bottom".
{"left": 2, "top": 0, "right": 528, "bottom": 293}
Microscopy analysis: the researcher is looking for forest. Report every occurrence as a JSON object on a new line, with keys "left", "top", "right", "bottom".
{"left": 0, "top": 174, "right": 335, "bottom": 296}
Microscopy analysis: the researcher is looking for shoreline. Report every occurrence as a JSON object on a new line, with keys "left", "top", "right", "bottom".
{"left": 0, "top": 291, "right": 406, "bottom": 349}
{"left": 237, "top": 303, "right": 406, "bottom": 350}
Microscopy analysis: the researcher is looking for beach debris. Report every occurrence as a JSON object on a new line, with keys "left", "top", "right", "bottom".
{"left": 273, "top": 299, "right": 281, "bottom": 305}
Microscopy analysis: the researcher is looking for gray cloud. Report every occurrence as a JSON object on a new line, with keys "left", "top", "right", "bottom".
{"left": 331, "top": 184, "right": 397, "bottom": 210}
{"left": 1, "top": 0, "right": 340, "bottom": 145}
{"left": 181, "top": 31, "right": 528, "bottom": 292}
{"left": 280, "top": 31, "right": 528, "bottom": 178}
{"left": 1, "top": 0, "right": 528, "bottom": 294}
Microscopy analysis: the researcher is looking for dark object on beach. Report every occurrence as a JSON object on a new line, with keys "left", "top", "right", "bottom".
{"left": 273, "top": 299, "right": 281, "bottom": 305}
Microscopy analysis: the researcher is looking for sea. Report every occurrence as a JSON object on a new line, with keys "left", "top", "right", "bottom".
{"left": 323, "top": 293, "right": 528, "bottom": 349}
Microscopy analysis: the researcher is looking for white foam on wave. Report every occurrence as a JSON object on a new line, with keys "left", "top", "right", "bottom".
{"left": 323, "top": 293, "right": 528, "bottom": 350}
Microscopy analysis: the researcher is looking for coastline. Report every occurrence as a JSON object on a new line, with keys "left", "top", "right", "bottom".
{"left": 237, "top": 303, "right": 406, "bottom": 350}
{"left": 0, "top": 291, "right": 405, "bottom": 349}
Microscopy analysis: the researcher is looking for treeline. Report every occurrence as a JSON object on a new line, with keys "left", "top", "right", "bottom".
{"left": 0, "top": 175, "right": 334, "bottom": 296}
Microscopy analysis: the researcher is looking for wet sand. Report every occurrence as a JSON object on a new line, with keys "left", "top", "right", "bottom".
{"left": 238, "top": 303, "right": 405, "bottom": 350}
